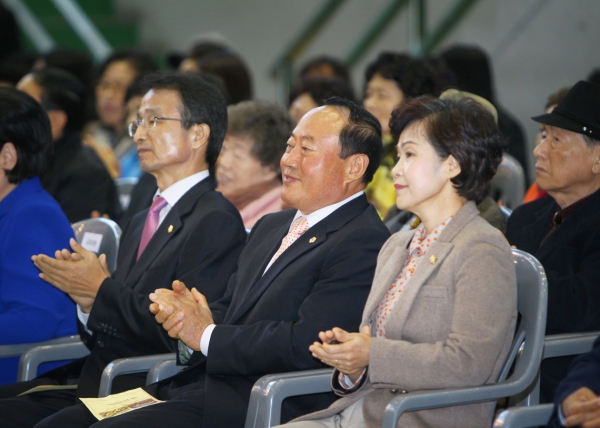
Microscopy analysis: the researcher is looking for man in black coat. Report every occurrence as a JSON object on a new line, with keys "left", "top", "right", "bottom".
{"left": 0, "top": 72, "right": 246, "bottom": 427}
{"left": 17, "top": 67, "right": 121, "bottom": 223}
{"left": 34, "top": 98, "right": 391, "bottom": 428}
{"left": 506, "top": 80, "right": 600, "bottom": 403}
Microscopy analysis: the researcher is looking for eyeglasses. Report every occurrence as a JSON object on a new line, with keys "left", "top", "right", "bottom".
{"left": 128, "top": 115, "right": 190, "bottom": 137}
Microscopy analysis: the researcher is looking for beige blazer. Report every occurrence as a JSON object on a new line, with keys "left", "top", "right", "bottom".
{"left": 293, "top": 201, "right": 517, "bottom": 428}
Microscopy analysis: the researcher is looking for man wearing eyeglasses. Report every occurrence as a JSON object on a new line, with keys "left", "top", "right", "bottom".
{"left": 0, "top": 72, "right": 247, "bottom": 428}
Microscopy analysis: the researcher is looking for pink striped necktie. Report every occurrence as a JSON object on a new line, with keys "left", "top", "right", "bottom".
{"left": 270, "top": 216, "right": 310, "bottom": 264}
{"left": 137, "top": 196, "right": 168, "bottom": 260}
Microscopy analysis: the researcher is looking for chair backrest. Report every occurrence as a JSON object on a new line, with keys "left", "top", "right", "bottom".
{"left": 71, "top": 218, "right": 122, "bottom": 274}
{"left": 491, "top": 154, "right": 526, "bottom": 210}
{"left": 115, "top": 177, "right": 139, "bottom": 210}
{"left": 491, "top": 249, "right": 548, "bottom": 410}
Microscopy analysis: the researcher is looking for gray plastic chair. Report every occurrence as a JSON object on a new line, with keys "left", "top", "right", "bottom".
{"left": 493, "top": 403, "right": 554, "bottom": 427}
{"left": 14, "top": 336, "right": 89, "bottom": 381}
{"left": 97, "top": 353, "right": 178, "bottom": 397}
{"left": 491, "top": 154, "right": 526, "bottom": 210}
{"left": 244, "top": 249, "right": 548, "bottom": 428}
{"left": 71, "top": 218, "right": 121, "bottom": 274}
{"left": 115, "top": 177, "right": 139, "bottom": 211}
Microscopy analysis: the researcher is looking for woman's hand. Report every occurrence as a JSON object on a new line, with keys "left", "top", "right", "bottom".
{"left": 309, "top": 326, "right": 372, "bottom": 381}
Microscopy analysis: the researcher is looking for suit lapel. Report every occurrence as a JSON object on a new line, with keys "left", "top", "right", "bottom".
{"left": 226, "top": 195, "right": 370, "bottom": 325}
{"left": 361, "top": 240, "right": 409, "bottom": 326}
{"left": 121, "top": 178, "right": 214, "bottom": 287}
{"left": 223, "top": 218, "right": 291, "bottom": 323}
{"left": 365, "top": 201, "right": 478, "bottom": 335}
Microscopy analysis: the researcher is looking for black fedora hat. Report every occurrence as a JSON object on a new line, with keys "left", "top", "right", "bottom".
{"left": 532, "top": 80, "right": 600, "bottom": 138}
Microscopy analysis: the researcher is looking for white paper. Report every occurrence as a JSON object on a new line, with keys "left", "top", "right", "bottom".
{"left": 81, "top": 232, "right": 103, "bottom": 253}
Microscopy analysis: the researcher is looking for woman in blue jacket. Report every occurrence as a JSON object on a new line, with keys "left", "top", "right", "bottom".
{"left": 0, "top": 87, "right": 77, "bottom": 385}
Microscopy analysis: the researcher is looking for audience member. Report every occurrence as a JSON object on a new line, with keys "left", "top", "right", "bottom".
{"left": 217, "top": 100, "right": 293, "bottom": 229}
{"left": 549, "top": 335, "right": 600, "bottom": 427}
{"left": 363, "top": 52, "right": 447, "bottom": 217}
{"left": 198, "top": 50, "right": 253, "bottom": 104}
{"left": 83, "top": 49, "right": 157, "bottom": 156}
{"left": 0, "top": 52, "right": 36, "bottom": 87}
{"left": 175, "top": 39, "right": 227, "bottom": 72}
{"left": 33, "top": 49, "right": 94, "bottom": 95}
{"left": 440, "top": 44, "right": 530, "bottom": 185}
{"left": 298, "top": 55, "right": 351, "bottom": 84}
{"left": 113, "top": 79, "right": 145, "bottom": 178}
{"left": 523, "top": 86, "right": 570, "bottom": 204}
{"left": 16, "top": 67, "right": 122, "bottom": 223}
{"left": 385, "top": 89, "right": 507, "bottom": 233}
{"left": 0, "top": 72, "right": 247, "bottom": 427}
{"left": 288, "top": 77, "right": 356, "bottom": 121}
{"left": 0, "top": 87, "right": 76, "bottom": 385}
{"left": 284, "top": 95, "right": 515, "bottom": 428}
{"left": 34, "top": 97, "right": 391, "bottom": 428}
{"left": 506, "top": 80, "right": 600, "bottom": 403}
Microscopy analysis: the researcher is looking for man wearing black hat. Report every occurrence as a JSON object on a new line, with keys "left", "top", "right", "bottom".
{"left": 506, "top": 80, "right": 600, "bottom": 403}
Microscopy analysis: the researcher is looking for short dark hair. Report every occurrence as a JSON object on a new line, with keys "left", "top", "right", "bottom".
{"left": 96, "top": 49, "right": 157, "bottom": 82}
{"left": 0, "top": 87, "right": 52, "bottom": 183}
{"left": 390, "top": 96, "right": 506, "bottom": 203}
{"left": 227, "top": 100, "right": 294, "bottom": 179}
{"left": 31, "top": 67, "right": 87, "bottom": 133}
{"left": 323, "top": 97, "right": 383, "bottom": 184}
{"left": 198, "top": 51, "right": 252, "bottom": 104}
{"left": 140, "top": 71, "right": 228, "bottom": 181}
{"left": 288, "top": 77, "right": 356, "bottom": 107}
{"left": 299, "top": 55, "right": 351, "bottom": 83}
{"left": 37, "top": 48, "right": 94, "bottom": 90}
{"left": 365, "top": 53, "right": 448, "bottom": 99}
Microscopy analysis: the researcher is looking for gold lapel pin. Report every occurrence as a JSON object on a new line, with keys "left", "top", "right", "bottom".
{"left": 309, "top": 237, "right": 317, "bottom": 243}
{"left": 429, "top": 255, "right": 437, "bottom": 264}
{"left": 168, "top": 225, "right": 174, "bottom": 233}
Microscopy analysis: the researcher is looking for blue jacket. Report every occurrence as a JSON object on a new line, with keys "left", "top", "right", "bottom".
{"left": 0, "top": 177, "right": 77, "bottom": 384}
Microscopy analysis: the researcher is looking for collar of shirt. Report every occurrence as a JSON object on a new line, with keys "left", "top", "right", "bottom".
{"left": 291, "top": 191, "right": 364, "bottom": 229}
{"left": 153, "top": 170, "right": 210, "bottom": 226}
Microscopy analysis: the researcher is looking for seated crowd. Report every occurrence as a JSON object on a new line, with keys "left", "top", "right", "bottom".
{"left": 0, "top": 36, "right": 599, "bottom": 428}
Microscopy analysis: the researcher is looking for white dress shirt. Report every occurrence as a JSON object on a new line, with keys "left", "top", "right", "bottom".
{"left": 199, "top": 191, "right": 365, "bottom": 356}
{"left": 77, "top": 170, "right": 210, "bottom": 330}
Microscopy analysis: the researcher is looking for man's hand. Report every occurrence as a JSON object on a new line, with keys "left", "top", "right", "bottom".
{"left": 149, "top": 280, "right": 213, "bottom": 351}
{"left": 309, "top": 326, "right": 372, "bottom": 381}
{"left": 32, "top": 238, "right": 109, "bottom": 313}
{"left": 562, "top": 387, "right": 600, "bottom": 427}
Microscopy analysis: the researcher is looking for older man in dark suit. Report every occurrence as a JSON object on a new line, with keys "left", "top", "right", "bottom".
{"left": 506, "top": 80, "right": 600, "bottom": 403}
{"left": 0, "top": 72, "right": 246, "bottom": 428}
{"left": 34, "top": 97, "right": 390, "bottom": 428}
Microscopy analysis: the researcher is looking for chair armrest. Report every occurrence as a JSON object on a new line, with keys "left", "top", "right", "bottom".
{"left": 18, "top": 339, "right": 90, "bottom": 381}
{"left": 493, "top": 403, "right": 554, "bottom": 428}
{"left": 381, "top": 375, "right": 541, "bottom": 428}
{"left": 146, "top": 357, "right": 179, "bottom": 385}
{"left": 543, "top": 332, "right": 599, "bottom": 359}
{"left": 98, "top": 353, "right": 176, "bottom": 397}
{"left": 245, "top": 368, "right": 333, "bottom": 428}
{"left": 0, "top": 335, "right": 81, "bottom": 359}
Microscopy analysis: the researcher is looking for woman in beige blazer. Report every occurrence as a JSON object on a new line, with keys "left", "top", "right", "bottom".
{"left": 280, "top": 96, "right": 518, "bottom": 428}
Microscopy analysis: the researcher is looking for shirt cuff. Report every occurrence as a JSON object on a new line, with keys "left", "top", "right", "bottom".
{"left": 339, "top": 369, "right": 366, "bottom": 390}
{"left": 200, "top": 324, "right": 216, "bottom": 356}
{"left": 77, "top": 305, "right": 93, "bottom": 335}
{"left": 558, "top": 404, "right": 567, "bottom": 426}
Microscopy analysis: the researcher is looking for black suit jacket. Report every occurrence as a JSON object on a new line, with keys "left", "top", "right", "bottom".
{"left": 506, "top": 188, "right": 600, "bottom": 402}
{"left": 68, "top": 177, "right": 246, "bottom": 397}
{"left": 41, "top": 132, "right": 122, "bottom": 223}
{"left": 151, "top": 194, "right": 390, "bottom": 428}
